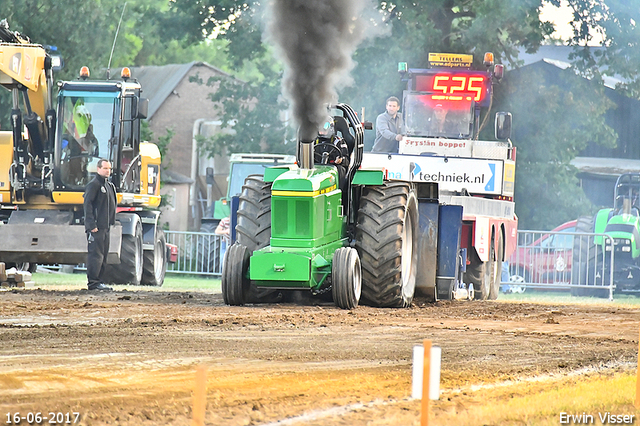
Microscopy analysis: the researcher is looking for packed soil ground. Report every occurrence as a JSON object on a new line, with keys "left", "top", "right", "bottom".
{"left": 0, "top": 283, "right": 638, "bottom": 426}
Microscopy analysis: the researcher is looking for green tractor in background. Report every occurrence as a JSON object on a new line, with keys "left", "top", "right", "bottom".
{"left": 572, "top": 173, "right": 640, "bottom": 297}
{"left": 197, "top": 153, "right": 295, "bottom": 274}
{"left": 222, "top": 103, "right": 419, "bottom": 309}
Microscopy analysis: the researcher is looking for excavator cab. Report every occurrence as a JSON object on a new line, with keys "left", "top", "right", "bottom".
{"left": 53, "top": 70, "right": 146, "bottom": 195}
{"left": 57, "top": 94, "right": 112, "bottom": 188}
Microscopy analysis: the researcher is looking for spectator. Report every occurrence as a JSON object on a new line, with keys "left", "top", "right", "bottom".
{"left": 216, "top": 217, "right": 231, "bottom": 262}
{"left": 372, "top": 96, "right": 404, "bottom": 153}
{"left": 83, "top": 159, "right": 116, "bottom": 291}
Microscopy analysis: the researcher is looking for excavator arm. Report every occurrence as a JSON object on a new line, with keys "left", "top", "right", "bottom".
{"left": 0, "top": 20, "right": 56, "bottom": 200}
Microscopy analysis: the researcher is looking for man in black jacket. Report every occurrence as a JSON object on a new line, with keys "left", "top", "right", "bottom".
{"left": 83, "top": 159, "right": 117, "bottom": 291}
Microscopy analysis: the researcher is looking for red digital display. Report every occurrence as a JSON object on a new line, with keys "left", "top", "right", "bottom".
{"left": 415, "top": 72, "right": 489, "bottom": 104}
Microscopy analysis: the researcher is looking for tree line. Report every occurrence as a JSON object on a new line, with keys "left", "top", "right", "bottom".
{"left": 0, "top": 0, "right": 638, "bottom": 229}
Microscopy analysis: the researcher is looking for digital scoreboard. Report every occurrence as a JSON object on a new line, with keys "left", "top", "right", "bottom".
{"left": 415, "top": 71, "right": 490, "bottom": 105}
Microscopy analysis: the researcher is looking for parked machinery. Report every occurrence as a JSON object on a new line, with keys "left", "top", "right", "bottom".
{"left": 572, "top": 173, "right": 640, "bottom": 297}
{"left": 0, "top": 22, "right": 171, "bottom": 285}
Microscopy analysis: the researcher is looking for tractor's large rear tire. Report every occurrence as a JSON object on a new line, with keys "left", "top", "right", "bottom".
{"left": 141, "top": 228, "right": 167, "bottom": 286}
{"left": 236, "top": 175, "right": 272, "bottom": 252}
{"left": 222, "top": 243, "right": 250, "bottom": 306}
{"left": 466, "top": 232, "right": 496, "bottom": 300}
{"left": 105, "top": 221, "right": 143, "bottom": 285}
{"left": 355, "top": 182, "right": 419, "bottom": 308}
{"left": 332, "top": 247, "right": 362, "bottom": 310}
{"left": 235, "top": 175, "right": 280, "bottom": 303}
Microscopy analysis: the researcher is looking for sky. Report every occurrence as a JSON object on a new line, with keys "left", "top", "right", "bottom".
{"left": 540, "top": 0, "right": 575, "bottom": 41}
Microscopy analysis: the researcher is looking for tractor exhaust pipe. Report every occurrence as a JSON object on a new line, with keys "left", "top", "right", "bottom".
{"left": 298, "top": 137, "right": 315, "bottom": 170}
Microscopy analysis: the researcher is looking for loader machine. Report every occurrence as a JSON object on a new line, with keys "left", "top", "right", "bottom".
{"left": 0, "top": 22, "right": 170, "bottom": 285}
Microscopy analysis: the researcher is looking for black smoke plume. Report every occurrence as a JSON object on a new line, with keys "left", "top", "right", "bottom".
{"left": 266, "top": 0, "right": 370, "bottom": 141}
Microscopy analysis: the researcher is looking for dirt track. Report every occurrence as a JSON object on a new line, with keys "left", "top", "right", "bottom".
{"left": 0, "top": 287, "right": 637, "bottom": 425}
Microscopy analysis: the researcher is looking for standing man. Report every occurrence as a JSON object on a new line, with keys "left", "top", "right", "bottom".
{"left": 372, "top": 96, "right": 404, "bottom": 153}
{"left": 83, "top": 159, "right": 116, "bottom": 291}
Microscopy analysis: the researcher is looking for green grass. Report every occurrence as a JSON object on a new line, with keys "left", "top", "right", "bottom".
{"left": 26, "top": 270, "right": 640, "bottom": 305}
{"left": 498, "top": 289, "right": 640, "bottom": 306}
{"left": 435, "top": 372, "right": 640, "bottom": 426}
{"left": 30, "top": 270, "right": 221, "bottom": 292}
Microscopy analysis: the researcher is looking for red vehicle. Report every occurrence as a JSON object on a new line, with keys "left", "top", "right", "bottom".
{"left": 508, "top": 220, "right": 577, "bottom": 286}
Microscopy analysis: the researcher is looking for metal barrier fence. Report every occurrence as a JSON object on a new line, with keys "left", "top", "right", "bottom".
{"left": 162, "top": 229, "right": 620, "bottom": 296}
{"left": 502, "top": 229, "right": 615, "bottom": 300}
{"left": 165, "top": 231, "right": 226, "bottom": 277}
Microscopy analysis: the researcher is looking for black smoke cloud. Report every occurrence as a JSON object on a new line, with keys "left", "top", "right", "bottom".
{"left": 265, "top": 0, "right": 370, "bottom": 140}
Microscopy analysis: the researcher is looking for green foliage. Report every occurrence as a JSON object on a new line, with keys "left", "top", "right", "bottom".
{"left": 565, "top": 0, "right": 640, "bottom": 98}
{"left": 0, "top": 0, "right": 118, "bottom": 79}
{"left": 141, "top": 120, "right": 153, "bottom": 144}
{"left": 156, "top": 128, "right": 175, "bottom": 169}
{"left": 192, "top": 60, "right": 295, "bottom": 157}
{"left": 494, "top": 66, "right": 616, "bottom": 229}
{"left": 1, "top": 0, "right": 640, "bottom": 230}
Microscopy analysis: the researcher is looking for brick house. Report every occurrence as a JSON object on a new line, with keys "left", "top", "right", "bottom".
{"left": 129, "top": 62, "right": 235, "bottom": 231}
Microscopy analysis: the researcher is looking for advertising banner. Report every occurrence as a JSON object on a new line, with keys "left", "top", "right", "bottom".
{"left": 361, "top": 153, "right": 504, "bottom": 195}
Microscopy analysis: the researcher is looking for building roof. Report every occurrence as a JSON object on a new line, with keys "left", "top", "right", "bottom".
{"left": 516, "top": 45, "right": 624, "bottom": 89}
{"left": 128, "top": 62, "right": 231, "bottom": 119}
{"left": 572, "top": 157, "right": 640, "bottom": 177}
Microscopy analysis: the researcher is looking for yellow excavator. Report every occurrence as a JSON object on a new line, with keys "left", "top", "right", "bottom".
{"left": 0, "top": 20, "right": 170, "bottom": 285}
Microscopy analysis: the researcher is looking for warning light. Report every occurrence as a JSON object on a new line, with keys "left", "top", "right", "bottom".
{"left": 79, "top": 66, "right": 90, "bottom": 80}
{"left": 494, "top": 64, "right": 504, "bottom": 81}
{"left": 483, "top": 52, "right": 494, "bottom": 67}
{"left": 121, "top": 67, "right": 131, "bottom": 80}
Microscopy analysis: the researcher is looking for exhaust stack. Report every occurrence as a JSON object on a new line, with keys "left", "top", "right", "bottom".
{"left": 299, "top": 139, "right": 314, "bottom": 170}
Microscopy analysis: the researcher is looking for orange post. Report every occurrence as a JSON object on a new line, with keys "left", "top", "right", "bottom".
{"left": 636, "top": 325, "right": 640, "bottom": 409}
{"left": 192, "top": 365, "right": 207, "bottom": 426}
{"left": 421, "top": 339, "right": 432, "bottom": 426}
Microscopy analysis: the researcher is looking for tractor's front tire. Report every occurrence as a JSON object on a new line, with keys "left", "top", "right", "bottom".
{"left": 355, "top": 182, "right": 419, "bottom": 307}
{"left": 222, "top": 243, "right": 250, "bottom": 306}
{"left": 332, "top": 247, "right": 362, "bottom": 310}
{"left": 141, "top": 229, "right": 167, "bottom": 286}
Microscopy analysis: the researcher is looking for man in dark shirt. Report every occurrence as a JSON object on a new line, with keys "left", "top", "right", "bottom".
{"left": 372, "top": 96, "right": 404, "bottom": 153}
{"left": 83, "top": 159, "right": 117, "bottom": 291}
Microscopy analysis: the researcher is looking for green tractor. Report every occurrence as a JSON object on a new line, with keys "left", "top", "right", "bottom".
{"left": 222, "top": 103, "right": 419, "bottom": 309}
{"left": 572, "top": 173, "right": 640, "bottom": 297}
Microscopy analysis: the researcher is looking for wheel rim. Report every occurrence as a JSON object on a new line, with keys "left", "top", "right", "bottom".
{"left": 400, "top": 202, "right": 415, "bottom": 300}
{"left": 353, "top": 254, "right": 362, "bottom": 302}
{"left": 135, "top": 227, "right": 143, "bottom": 282}
{"left": 154, "top": 240, "right": 164, "bottom": 279}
